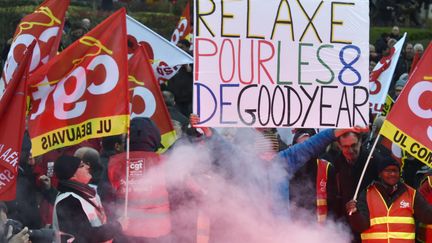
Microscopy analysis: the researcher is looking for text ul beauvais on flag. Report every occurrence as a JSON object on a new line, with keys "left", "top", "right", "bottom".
{"left": 28, "top": 9, "right": 129, "bottom": 157}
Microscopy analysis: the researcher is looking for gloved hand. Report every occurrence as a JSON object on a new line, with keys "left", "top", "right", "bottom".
{"left": 346, "top": 199, "right": 358, "bottom": 216}
{"left": 189, "top": 114, "right": 213, "bottom": 137}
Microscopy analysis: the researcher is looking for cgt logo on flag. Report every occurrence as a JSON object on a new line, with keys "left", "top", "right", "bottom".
{"left": 380, "top": 43, "right": 432, "bottom": 168}
{"left": 1, "top": 0, "right": 69, "bottom": 95}
{"left": 28, "top": 9, "right": 129, "bottom": 157}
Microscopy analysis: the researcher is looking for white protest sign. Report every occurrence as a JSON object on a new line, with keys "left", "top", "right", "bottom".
{"left": 193, "top": 0, "right": 369, "bottom": 128}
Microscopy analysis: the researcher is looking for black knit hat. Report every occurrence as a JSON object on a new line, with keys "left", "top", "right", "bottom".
{"left": 376, "top": 154, "right": 401, "bottom": 174}
{"left": 54, "top": 155, "right": 81, "bottom": 181}
{"left": 130, "top": 117, "right": 162, "bottom": 152}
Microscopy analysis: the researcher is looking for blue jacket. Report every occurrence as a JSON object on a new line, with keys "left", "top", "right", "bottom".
{"left": 273, "top": 129, "right": 336, "bottom": 217}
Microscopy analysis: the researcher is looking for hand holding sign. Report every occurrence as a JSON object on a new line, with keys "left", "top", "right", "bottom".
{"left": 190, "top": 114, "right": 213, "bottom": 138}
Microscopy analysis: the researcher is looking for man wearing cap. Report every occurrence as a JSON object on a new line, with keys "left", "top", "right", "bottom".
{"left": 392, "top": 73, "right": 408, "bottom": 100}
{"left": 104, "top": 117, "right": 171, "bottom": 243}
{"left": 346, "top": 155, "right": 432, "bottom": 242}
{"left": 53, "top": 155, "right": 122, "bottom": 243}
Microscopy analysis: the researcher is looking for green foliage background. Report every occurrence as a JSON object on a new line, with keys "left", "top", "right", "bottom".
{"left": 0, "top": 0, "right": 431, "bottom": 56}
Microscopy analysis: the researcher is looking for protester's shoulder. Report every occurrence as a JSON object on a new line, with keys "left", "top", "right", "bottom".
{"left": 56, "top": 194, "right": 82, "bottom": 211}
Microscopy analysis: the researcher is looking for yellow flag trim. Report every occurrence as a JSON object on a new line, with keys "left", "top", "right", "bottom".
{"left": 31, "top": 115, "right": 129, "bottom": 157}
{"left": 380, "top": 120, "right": 432, "bottom": 168}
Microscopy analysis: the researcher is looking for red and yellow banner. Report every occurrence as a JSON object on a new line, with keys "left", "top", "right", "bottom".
{"left": 0, "top": 43, "right": 34, "bottom": 200}
{"left": 380, "top": 42, "right": 432, "bottom": 167}
{"left": 129, "top": 46, "right": 176, "bottom": 152}
{"left": 170, "top": 0, "right": 192, "bottom": 45}
{"left": 1, "top": 0, "right": 69, "bottom": 94}
{"left": 380, "top": 136, "right": 404, "bottom": 166}
{"left": 380, "top": 95, "right": 394, "bottom": 117}
{"left": 28, "top": 9, "right": 129, "bottom": 157}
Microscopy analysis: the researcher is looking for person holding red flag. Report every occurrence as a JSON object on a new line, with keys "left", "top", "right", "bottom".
{"left": 104, "top": 117, "right": 171, "bottom": 243}
{"left": 346, "top": 154, "right": 432, "bottom": 242}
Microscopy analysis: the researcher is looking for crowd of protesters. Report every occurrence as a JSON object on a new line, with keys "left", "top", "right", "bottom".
{"left": 370, "top": 0, "right": 431, "bottom": 27}
{"left": 0, "top": 9, "right": 432, "bottom": 243}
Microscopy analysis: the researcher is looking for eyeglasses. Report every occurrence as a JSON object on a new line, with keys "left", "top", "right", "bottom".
{"left": 78, "top": 161, "right": 90, "bottom": 168}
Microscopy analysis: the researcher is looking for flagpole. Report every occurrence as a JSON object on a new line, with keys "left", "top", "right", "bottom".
{"left": 349, "top": 133, "right": 381, "bottom": 215}
{"left": 124, "top": 125, "right": 130, "bottom": 219}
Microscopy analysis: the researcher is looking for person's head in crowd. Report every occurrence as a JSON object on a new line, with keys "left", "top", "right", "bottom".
{"left": 387, "top": 38, "right": 397, "bottom": 49}
{"left": 81, "top": 18, "right": 91, "bottom": 31}
{"left": 413, "top": 43, "right": 424, "bottom": 56}
{"left": 369, "top": 60, "right": 377, "bottom": 73}
{"left": 0, "top": 202, "right": 30, "bottom": 243}
{"left": 337, "top": 132, "right": 362, "bottom": 164}
{"left": 404, "top": 43, "right": 415, "bottom": 59}
{"left": 74, "top": 147, "right": 102, "bottom": 184}
{"left": 394, "top": 73, "right": 409, "bottom": 98}
{"left": 390, "top": 26, "right": 400, "bottom": 38}
{"left": 376, "top": 154, "right": 401, "bottom": 186}
{"left": 176, "top": 39, "right": 191, "bottom": 53}
{"left": 382, "top": 38, "right": 397, "bottom": 56}
{"left": 54, "top": 155, "right": 92, "bottom": 184}
{"left": 162, "top": 90, "right": 176, "bottom": 107}
{"left": 130, "top": 117, "right": 162, "bottom": 152}
{"left": 380, "top": 32, "right": 390, "bottom": 42}
{"left": 292, "top": 129, "right": 316, "bottom": 145}
{"left": 70, "top": 27, "right": 85, "bottom": 43}
{"left": 101, "top": 135, "right": 125, "bottom": 154}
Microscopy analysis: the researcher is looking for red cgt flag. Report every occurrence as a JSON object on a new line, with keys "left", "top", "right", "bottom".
{"left": 380, "top": 42, "right": 432, "bottom": 167}
{"left": 28, "top": 9, "right": 129, "bottom": 157}
{"left": 0, "top": 43, "right": 35, "bottom": 200}
{"left": 170, "top": 0, "right": 192, "bottom": 45}
{"left": 1, "top": 0, "right": 69, "bottom": 95}
{"left": 129, "top": 46, "right": 176, "bottom": 151}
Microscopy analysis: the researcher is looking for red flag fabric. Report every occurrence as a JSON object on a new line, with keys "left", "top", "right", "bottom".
{"left": 28, "top": 9, "right": 129, "bottom": 157}
{"left": 380, "top": 136, "right": 404, "bottom": 166}
{"left": 0, "top": 43, "right": 35, "bottom": 200}
{"left": 409, "top": 52, "right": 420, "bottom": 75}
{"left": 380, "top": 42, "right": 432, "bottom": 167}
{"left": 1, "top": 0, "right": 69, "bottom": 95}
{"left": 129, "top": 46, "right": 176, "bottom": 151}
{"left": 170, "top": 0, "right": 192, "bottom": 45}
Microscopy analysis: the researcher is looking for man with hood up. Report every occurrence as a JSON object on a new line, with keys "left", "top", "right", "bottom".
{"left": 104, "top": 117, "right": 171, "bottom": 243}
